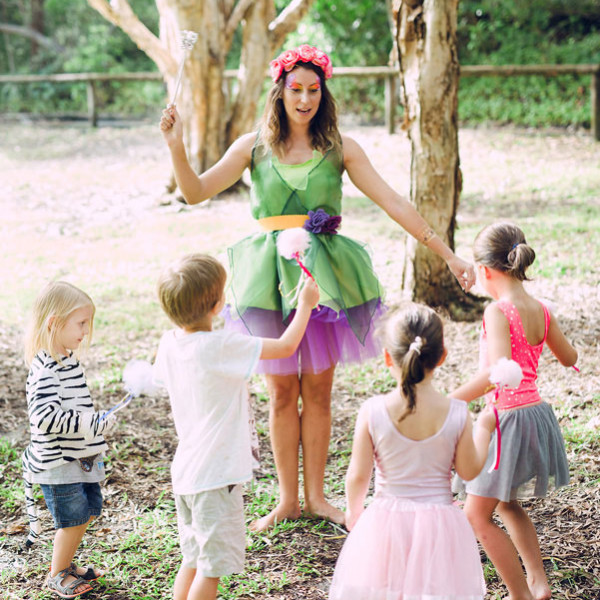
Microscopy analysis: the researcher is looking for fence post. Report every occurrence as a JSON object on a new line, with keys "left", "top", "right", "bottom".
{"left": 385, "top": 73, "right": 396, "bottom": 134}
{"left": 86, "top": 80, "right": 97, "bottom": 127}
{"left": 592, "top": 67, "right": 600, "bottom": 142}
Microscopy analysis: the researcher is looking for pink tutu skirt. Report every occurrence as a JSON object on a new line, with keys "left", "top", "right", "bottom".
{"left": 328, "top": 496, "right": 485, "bottom": 600}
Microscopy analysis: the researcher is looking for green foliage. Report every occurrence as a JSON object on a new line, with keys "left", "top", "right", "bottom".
{"left": 0, "top": 0, "right": 161, "bottom": 115}
{"left": 457, "top": 0, "right": 600, "bottom": 127}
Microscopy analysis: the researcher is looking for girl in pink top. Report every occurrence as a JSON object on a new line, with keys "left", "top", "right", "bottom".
{"left": 452, "top": 222, "right": 578, "bottom": 600}
{"left": 329, "top": 304, "right": 495, "bottom": 600}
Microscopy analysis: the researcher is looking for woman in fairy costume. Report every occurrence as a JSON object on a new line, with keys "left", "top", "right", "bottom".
{"left": 160, "top": 44, "right": 475, "bottom": 531}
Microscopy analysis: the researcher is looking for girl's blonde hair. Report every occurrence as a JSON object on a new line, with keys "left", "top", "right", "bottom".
{"left": 378, "top": 303, "right": 445, "bottom": 423}
{"left": 24, "top": 281, "right": 95, "bottom": 365}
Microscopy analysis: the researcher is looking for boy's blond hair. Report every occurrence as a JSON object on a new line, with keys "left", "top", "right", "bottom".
{"left": 24, "top": 281, "right": 95, "bottom": 365}
{"left": 157, "top": 254, "right": 227, "bottom": 328}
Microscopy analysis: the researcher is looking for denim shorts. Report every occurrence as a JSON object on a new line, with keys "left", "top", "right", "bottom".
{"left": 40, "top": 482, "right": 103, "bottom": 529}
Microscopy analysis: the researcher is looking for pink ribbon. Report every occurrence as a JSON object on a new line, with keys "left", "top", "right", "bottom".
{"left": 293, "top": 252, "right": 314, "bottom": 280}
{"left": 487, "top": 388, "right": 502, "bottom": 473}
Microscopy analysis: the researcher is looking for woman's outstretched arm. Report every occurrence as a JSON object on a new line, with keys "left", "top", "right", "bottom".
{"left": 160, "top": 106, "right": 254, "bottom": 204}
{"left": 342, "top": 134, "right": 475, "bottom": 291}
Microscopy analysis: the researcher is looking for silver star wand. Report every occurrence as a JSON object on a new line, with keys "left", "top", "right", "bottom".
{"left": 170, "top": 30, "right": 199, "bottom": 106}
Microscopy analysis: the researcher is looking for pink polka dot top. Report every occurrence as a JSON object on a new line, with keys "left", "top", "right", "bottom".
{"left": 479, "top": 300, "right": 550, "bottom": 410}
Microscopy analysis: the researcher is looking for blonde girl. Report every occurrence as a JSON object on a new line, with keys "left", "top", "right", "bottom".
{"left": 329, "top": 303, "right": 494, "bottom": 600}
{"left": 452, "top": 222, "right": 578, "bottom": 600}
{"left": 23, "top": 281, "right": 115, "bottom": 599}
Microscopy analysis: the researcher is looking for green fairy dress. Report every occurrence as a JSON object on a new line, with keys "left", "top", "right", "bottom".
{"left": 225, "top": 136, "right": 385, "bottom": 375}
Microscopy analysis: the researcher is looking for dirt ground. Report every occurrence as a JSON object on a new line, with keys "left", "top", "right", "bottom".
{"left": 0, "top": 116, "right": 599, "bottom": 599}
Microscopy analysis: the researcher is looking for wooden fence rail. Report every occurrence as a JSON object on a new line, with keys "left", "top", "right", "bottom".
{"left": 1, "top": 64, "right": 598, "bottom": 140}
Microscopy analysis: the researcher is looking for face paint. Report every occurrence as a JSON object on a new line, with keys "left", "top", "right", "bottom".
{"left": 308, "top": 77, "right": 321, "bottom": 91}
{"left": 285, "top": 73, "right": 300, "bottom": 90}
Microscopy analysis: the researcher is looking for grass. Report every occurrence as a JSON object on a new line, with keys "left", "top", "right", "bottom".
{"left": 0, "top": 439, "right": 25, "bottom": 513}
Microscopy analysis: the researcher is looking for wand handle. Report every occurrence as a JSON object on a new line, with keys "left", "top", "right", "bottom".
{"left": 293, "top": 254, "right": 314, "bottom": 280}
{"left": 170, "top": 59, "right": 185, "bottom": 106}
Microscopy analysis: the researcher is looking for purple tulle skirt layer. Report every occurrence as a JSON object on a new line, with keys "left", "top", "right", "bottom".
{"left": 223, "top": 301, "right": 385, "bottom": 375}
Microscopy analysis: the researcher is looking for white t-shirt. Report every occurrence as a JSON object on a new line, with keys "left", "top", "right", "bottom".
{"left": 153, "top": 328, "right": 262, "bottom": 495}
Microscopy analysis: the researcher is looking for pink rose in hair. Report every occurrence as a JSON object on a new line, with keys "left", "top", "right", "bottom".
{"left": 279, "top": 49, "right": 300, "bottom": 73}
{"left": 269, "top": 59, "right": 283, "bottom": 82}
{"left": 297, "top": 44, "right": 317, "bottom": 63}
{"left": 270, "top": 45, "right": 334, "bottom": 82}
{"left": 313, "top": 50, "right": 333, "bottom": 79}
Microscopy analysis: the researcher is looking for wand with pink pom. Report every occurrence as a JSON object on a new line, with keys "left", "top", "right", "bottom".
{"left": 276, "top": 228, "right": 314, "bottom": 280}
{"left": 100, "top": 359, "right": 156, "bottom": 422}
{"left": 276, "top": 228, "right": 320, "bottom": 309}
{"left": 486, "top": 358, "right": 523, "bottom": 472}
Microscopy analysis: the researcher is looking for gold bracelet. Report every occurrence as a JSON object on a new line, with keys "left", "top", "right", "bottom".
{"left": 419, "top": 226, "right": 436, "bottom": 245}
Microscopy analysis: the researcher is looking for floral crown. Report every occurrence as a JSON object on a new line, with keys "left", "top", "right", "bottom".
{"left": 269, "top": 44, "right": 333, "bottom": 83}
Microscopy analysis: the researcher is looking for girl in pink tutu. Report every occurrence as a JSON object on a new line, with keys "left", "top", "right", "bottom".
{"left": 329, "top": 303, "right": 495, "bottom": 600}
{"left": 451, "top": 222, "right": 578, "bottom": 600}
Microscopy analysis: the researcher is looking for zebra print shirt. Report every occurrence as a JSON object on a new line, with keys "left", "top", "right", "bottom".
{"left": 22, "top": 351, "right": 108, "bottom": 475}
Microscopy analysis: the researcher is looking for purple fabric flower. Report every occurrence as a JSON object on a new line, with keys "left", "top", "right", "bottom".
{"left": 304, "top": 208, "right": 342, "bottom": 235}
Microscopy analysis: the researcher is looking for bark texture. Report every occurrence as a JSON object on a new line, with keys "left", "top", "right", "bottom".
{"left": 392, "top": 0, "right": 479, "bottom": 318}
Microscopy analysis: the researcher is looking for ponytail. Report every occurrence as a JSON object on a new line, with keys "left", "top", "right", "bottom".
{"left": 379, "top": 305, "right": 444, "bottom": 423}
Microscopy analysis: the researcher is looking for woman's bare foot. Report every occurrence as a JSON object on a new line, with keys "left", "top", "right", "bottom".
{"left": 250, "top": 502, "right": 301, "bottom": 532}
{"left": 303, "top": 499, "right": 345, "bottom": 525}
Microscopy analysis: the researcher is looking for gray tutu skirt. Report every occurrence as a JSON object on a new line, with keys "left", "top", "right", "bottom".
{"left": 453, "top": 401, "right": 569, "bottom": 502}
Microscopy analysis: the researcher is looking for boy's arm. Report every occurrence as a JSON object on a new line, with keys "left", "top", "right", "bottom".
{"left": 260, "top": 278, "right": 320, "bottom": 360}
{"left": 345, "top": 406, "right": 374, "bottom": 530}
{"left": 451, "top": 304, "right": 511, "bottom": 402}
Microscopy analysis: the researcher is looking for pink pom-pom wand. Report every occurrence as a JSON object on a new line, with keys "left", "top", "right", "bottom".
{"left": 99, "top": 359, "right": 156, "bottom": 422}
{"left": 276, "top": 228, "right": 314, "bottom": 280}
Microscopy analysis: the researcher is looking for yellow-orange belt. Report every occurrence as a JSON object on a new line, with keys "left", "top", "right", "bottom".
{"left": 257, "top": 215, "right": 308, "bottom": 231}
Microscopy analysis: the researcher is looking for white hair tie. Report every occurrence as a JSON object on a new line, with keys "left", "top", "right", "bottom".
{"left": 409, "top": 336, "right": 423, "bottom": 355}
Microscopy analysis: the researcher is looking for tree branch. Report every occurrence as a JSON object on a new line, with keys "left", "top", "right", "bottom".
{"left": 0, "top": 22, "right": 65, "bottom": 54}
{"left": 225, "top": 0, "right": 254, "bottom": 45}
{"left": 86, "top": 0, "right": 176, "bottom": 75}
{"left": 269, "top": 0, "right": 315, "bottom": 52}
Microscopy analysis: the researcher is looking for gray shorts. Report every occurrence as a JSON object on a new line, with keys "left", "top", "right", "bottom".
{"left": 175, "top": 484, "right": 245, "bottom": 577}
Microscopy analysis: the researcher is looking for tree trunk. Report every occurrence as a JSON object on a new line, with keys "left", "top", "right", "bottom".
{"left": 159, "top": 0, "right": 228, "bottom": 173}
{"left": 88, "top": 0, "right": 314, "bottom": 190}
{"left": 392, "top": 0, "right": 481, "bottom": 319}
{"left": 30, "top": 0, "right": 45, "bottom": 57}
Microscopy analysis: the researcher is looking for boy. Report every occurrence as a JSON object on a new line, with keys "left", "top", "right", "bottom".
{"left": 153, "top": 253, "right": 319, "bottom": 600}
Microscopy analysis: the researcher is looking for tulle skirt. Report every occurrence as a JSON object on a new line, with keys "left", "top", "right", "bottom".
{"left": 223, "top": 302, "right": 385, "bottom": 375}
{"left": 328, "top": 496, "right": 485, "bottom": 600}
{"left": 452, "top": 401, "right": 569, "bottom": 502}
{"left": 225, "top": 228, "right": 385, "bottom": 375}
